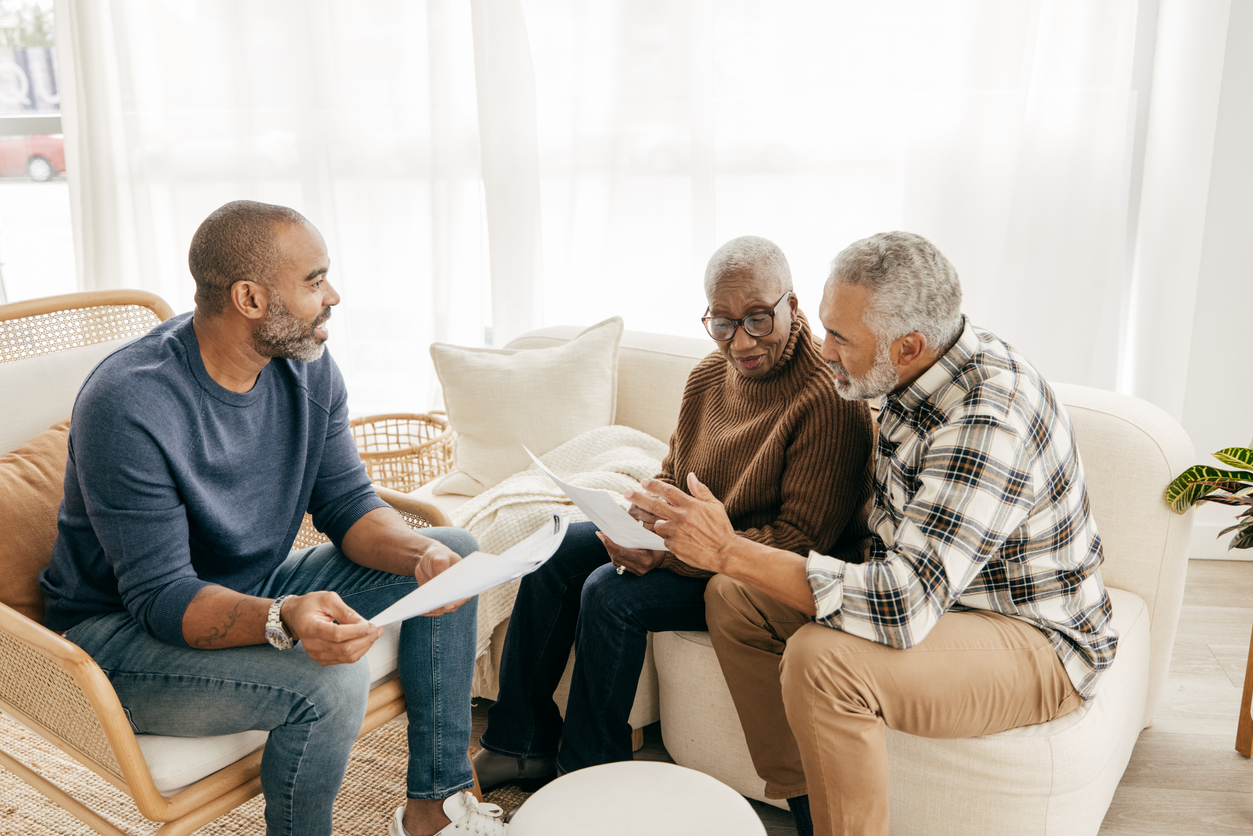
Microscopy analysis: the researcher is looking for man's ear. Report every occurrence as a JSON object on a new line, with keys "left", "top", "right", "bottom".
{"left": 231, "top": 281, "right": 268, "bottom": 321}
{"left": 892, "top": 331, "right": 928, "bottom": 370}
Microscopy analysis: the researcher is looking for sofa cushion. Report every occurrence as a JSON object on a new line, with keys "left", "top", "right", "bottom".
{"left": 0, "top": 419, "right": 70, "bottom": 623}
{"left": 654, "top": 586, "right": 1151, "bottom": 834}
{"left": 429, "top": 317, "right": 623, "bottom": 496}
{"left": 881, "top": 587, "right": 1150, "bottom": 835}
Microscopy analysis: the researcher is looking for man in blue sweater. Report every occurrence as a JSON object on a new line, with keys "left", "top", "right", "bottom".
{"left": 39, "top": 201, "right": 505, "bottom": 836}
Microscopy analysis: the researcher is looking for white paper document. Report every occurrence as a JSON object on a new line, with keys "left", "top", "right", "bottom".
{"left": 369, "top": 514, "right": 569, "bottom": 626}
{"left": 523, "top": 446, "right": 666, "bottom": 551}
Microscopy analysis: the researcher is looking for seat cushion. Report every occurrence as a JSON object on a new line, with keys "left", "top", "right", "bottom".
{"left": 135, "top": 623, "right": 402, "bottom": 795}
{"left": 655, "top": 587, "right": 1149, "bottom": 836}
{"left": 0, "top": 419, "right": 70, "bottom": 622}
{"left": 882, "top": 587, "right": 1150, "bottom": 836}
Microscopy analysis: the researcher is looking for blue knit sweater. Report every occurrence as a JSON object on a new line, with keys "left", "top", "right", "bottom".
{"left": 40, "top": 313, "right": 385, "bottom": 646}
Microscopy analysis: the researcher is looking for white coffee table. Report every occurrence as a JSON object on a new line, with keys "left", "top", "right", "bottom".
{"left": 506, "top": 760, "right": 766, "bottom": 835}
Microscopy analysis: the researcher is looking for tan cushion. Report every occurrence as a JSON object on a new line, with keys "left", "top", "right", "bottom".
{"left": 0, "top": 419, "right": 70, "bottom": 622}
{"left": 429, "top": 317, "right": 623, "bottom": 496}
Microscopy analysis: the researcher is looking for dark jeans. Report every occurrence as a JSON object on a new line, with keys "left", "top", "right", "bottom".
{"left": 479, "top": 520, "right": 709, "bottom": 773}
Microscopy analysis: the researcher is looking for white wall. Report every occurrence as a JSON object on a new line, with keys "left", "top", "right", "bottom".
{"left": 1182, "top": 0, "right": 1253, "bottom": 559}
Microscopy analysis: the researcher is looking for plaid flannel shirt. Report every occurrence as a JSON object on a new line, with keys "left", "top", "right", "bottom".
{"left": 807, "top": 319, "right": 1117, "bottom": 700}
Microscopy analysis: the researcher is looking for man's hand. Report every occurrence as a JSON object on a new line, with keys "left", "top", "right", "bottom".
{"left": 414, "top": 540, "right": 469, "bottom": 616}
{"left": 341, "top": 507, "right": 471, "bottom": 616}
{"left": 628, "top": 501, "right": 664, "bottom": 531}
{"left": 281, "top": 591, "right": 383, "bottom": 666}
{"left": 625, "top": 473, "right": 738, "bottom": 574}
{"left": 596, "top": 531, "right": 666, "bottom": 576}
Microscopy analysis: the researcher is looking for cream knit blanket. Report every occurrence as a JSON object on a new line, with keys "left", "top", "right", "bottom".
{"left": 450, "top": 425, "right": 669, "bottom": 695}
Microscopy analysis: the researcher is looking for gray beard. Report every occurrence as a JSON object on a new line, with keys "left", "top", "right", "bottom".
{"left": 828, "top": 339, "right": 898, "bottom": 400}
{"left": 252, "top": 296, "right": 329, "bottom": 363}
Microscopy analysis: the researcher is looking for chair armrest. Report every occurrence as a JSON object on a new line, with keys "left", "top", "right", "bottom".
{"left": 291, "top": 488, "right": 454, "bottom": 553}
{"left": 0, "top": 602, "right": 156, "bottom": 797}
{"left": 376, "top": 484, "right": 454, "bottom": 528}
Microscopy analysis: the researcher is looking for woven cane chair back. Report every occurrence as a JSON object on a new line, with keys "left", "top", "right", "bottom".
{"left": 0, "top": 290, "right": 172, "bottom": 363}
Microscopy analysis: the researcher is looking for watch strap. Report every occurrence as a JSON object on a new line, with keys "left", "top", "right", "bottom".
{"left": 266, "top": 594, "right": 295, "bottom": 650}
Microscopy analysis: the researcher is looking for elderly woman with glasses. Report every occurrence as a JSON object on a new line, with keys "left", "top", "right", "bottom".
{"left": 473, "top": 235, "right": 874, "bottom": 796}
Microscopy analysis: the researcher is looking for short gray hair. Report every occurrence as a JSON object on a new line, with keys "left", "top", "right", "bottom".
{"left": 827, "top": 231, "right": 962, "bottom": 349}
{"left": 704, "top": 235, "right": 793, "bottom": 297}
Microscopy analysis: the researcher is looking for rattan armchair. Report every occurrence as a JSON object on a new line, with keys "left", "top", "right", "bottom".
{"left": 0, "top": 291, "right": 457, "bottom": 835}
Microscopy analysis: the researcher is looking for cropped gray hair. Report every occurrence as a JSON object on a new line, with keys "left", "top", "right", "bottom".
{"left": 704, "top": 235, "right": 793, "bottom": 298}
{"left": 827, "top": 231, "right": 963, "bottom": 349}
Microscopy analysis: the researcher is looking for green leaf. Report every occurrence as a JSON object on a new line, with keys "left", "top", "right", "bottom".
{"left": 1164, "top": 465, "right": 1253, "bottom": 513}
{"left": 1213, "top": 447, "right": 1253, "bottom": 470}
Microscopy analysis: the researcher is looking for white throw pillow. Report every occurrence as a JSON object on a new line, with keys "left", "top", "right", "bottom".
{"left": 429, "top": 317, "right": 623, "bottom": 496}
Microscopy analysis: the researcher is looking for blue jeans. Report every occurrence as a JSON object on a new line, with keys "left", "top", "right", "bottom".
{"left": 63, "top": 528, "right": 479, "bottom": 836}
{"left": 479, "top": 520, "right": 709, "bottom": 773}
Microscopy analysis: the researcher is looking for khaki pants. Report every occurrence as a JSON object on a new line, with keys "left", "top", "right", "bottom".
{"left": 704, "top": 575, "right": 1083, "bottom": 836}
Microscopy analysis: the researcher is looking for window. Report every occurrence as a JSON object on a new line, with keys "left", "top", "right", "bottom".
{"left": 0, "top": 0, "right": 73, "bottom": 304}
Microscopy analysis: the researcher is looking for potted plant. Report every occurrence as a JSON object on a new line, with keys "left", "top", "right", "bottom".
{"left": 1164, "top": 445, "right": 1253, "bottom": 550}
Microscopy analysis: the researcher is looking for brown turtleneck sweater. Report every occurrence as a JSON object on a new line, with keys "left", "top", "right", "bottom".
{"left": 655, "top": 311, "right": 874, "bottom": 577}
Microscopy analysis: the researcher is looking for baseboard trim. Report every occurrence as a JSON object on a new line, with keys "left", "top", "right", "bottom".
{"left": 1190, "top": 520, "right": 1253, "bottom": 560}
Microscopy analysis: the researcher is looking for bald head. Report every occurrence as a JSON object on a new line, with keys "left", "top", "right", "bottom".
{"left": 189, "top": 200, "right": 311, "bottom": 317}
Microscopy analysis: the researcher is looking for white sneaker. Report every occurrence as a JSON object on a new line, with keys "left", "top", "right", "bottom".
{"left": 388, "top": 791, "right": 507, "bottom": 836}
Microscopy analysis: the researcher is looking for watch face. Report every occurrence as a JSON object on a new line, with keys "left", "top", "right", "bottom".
{"left": 266, "top": 626, "right": 293, "bottom": 650}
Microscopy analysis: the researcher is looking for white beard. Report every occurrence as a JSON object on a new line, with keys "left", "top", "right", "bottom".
{"left": 829, "top": 338, "right": 898, "bottom": 401}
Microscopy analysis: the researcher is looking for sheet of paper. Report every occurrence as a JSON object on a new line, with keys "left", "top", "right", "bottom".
{"left": 369, "top": 514, "right": 569, "bottom": 626}
{"left": 523, "top": 446, "right": 666, "bottom": 550}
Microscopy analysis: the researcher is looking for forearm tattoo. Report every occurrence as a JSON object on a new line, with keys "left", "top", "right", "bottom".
{"left": 192, "top": 599, "right": 248, "bottom": 649}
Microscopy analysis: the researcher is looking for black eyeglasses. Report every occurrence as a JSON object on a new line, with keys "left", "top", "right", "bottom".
{"left": 701, "top": 291, "right": 792, "bottom": 341}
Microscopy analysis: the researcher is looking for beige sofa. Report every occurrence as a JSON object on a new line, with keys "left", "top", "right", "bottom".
{"left": 418, "top": 323, "right": 1195, "bottom": 836}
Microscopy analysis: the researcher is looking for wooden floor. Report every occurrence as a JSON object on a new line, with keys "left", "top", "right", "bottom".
{"left": 1098, "top": 559, "right": 1253, "bottom": 835}
{"left": 474, "top": 559, "right": 1253, "bottom": 835}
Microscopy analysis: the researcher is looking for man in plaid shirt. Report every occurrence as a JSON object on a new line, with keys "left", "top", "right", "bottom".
{"left": 628, "top": 231, "right": 1117, "bottom": 836}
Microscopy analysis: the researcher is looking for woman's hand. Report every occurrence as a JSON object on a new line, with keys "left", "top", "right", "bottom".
{"left": 597, "top": 531, "right": 667, "bottom": 576}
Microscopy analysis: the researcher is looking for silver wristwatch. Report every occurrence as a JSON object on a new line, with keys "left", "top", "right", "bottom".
{"left": 265, "top": 594, "right": 296, "bottom": 650}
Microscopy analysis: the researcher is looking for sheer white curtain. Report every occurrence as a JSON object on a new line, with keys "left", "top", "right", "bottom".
{"left": 519, "top": 0, "right": 1145, "bottom": 389}
{"left": 53, "top": 0, "right": 487, "bottom": 414}
{"left": 52, "top": 0, "right": 1231, "bottom": 413}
